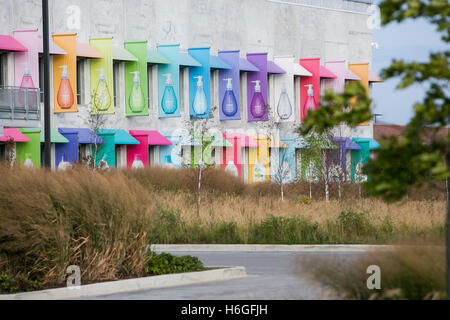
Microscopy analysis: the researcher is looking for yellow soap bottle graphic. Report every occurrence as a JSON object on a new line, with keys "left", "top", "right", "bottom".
{"left": 93, "top": 68, "right": 111, "bottom": 112}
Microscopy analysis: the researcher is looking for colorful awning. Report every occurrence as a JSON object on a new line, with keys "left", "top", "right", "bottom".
{"left": 196, "top": 133, "right": 232, "bottom": 147}
{"left": 353, "top": 137, "right": 380, "bottom": 150}
{"left": 369, "top": 70, "right": 384, "bottom": 82}
{"left": 130, "top": 130, "right": 172, "bottom": 146}
{"left": 76, "top": 43, "right": 103, "bottom": 59}
{"left": 344, "top": 69, "right": 362, "bottom": 81}
{"left": 281, "top": 136, "right": 309, "bottom": 149}
{"left": 0, "top": 35, "right": 28, "bottom": 52}
{"left": 223, "top": 133, "right": 259, "bottom": 147}
{"left": 333, "top": 137, "right": 362, "bottom": 150}
{"left": 112, "top": 45, "right": 138, "bottom": 62}
{"left": 179, "top": 52, "right": 201, "bottom": 67}
{"left": 38, "top": 39, "right": 67, "bottom": 55}
{"left": 0, "top": 128, "right": 30, "bottom": 142}
{"left": 147, "top": 50, "right": 170, "bottom": 64}
{"left": 39, "top": 128, "right": 69, "bottom": 143}
{"left": 59, "top": 128, "right": 104, "bottom": 144}
{"left": 253, "top": 134, "right": 287, "bottom": 148}
{"left": 293, "top": 63, "right": 313, "bottom": 77}
{"left": 267, "top": 60, "right": 286, "bottom": 74}
{"left": 97, "top": 129, "right": 139, "bottom": 145}
{"left": 320, "top": 65, "right": 338, "bottom": 79}
{"left": 210, "top": 55, "right": 231, "bottom": 69}
{"left": 239, "top": 58, "right": 259, "bottom": 72}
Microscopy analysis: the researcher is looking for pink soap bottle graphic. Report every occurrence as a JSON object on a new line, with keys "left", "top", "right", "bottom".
{"left": 18, "top": 62, "right": 37, "bottom": 106}
{"left": 250, "top": 80, "right": 266, "bottom": 118}
{"left": 20, "top": 62, "right": 35, "bottom": 88}
{"left": 303, "top": 84, "right": 317, "bottom": 121}
{"left": 57, "top": 65, "right": 74, "bottom": 109}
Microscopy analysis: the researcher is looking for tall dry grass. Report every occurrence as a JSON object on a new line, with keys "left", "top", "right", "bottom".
{"left": 0, "top": 164, "right": 446, "bottom": 289}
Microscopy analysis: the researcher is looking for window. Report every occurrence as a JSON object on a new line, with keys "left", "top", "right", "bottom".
{"left": 179, "top": 68, "right": 185, "bottom": 113}
{"left": 210, "top": 69, "right": 216, "bottom": 110}
{"left": 0, "top": 143, "right": 6, "bottom": 162}
{"left": 38, "top": 56, "right": 44, "bottom": 102}
{"left": 147, "top": 65, "right": 153, "bottom": 112}
{"left": 149, "top": 146, "right": 157, "bottom": 166}
{"left": 113, "top": 61, "right": 120, "bottom": 107}
{"left": 115, "top": 145, "right": 121, "bottom": 168}
{"left": 294, "top": 76, "right": 300, "bottom": 121}
{"left": 76, "top": 58, "right": 85, "bottom": 105}
{"left": 240, "top": 72, "right": 246, "bottom": 118}
{"left": 0, "top": 53, "right": 6, "bottom": 86}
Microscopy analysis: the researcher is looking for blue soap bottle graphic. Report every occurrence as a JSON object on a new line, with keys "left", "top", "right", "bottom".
{"left": 192, "top": 75, "right": 207, "bottom": 115}
{"left": 222, "top": 78, "right": 238, "bottom": 117}
{"left": 161, "top": 73, "right": 178, "bottom": 114}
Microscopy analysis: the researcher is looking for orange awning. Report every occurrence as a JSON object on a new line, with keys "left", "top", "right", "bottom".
{"left": 76, "top": 43, "right": 103, "bottom": 59}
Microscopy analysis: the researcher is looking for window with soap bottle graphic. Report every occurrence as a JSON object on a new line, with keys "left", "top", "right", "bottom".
{"left": 93, "top": 68, "right": 112, "bottom": 112}
{"left": 128, "top": 71, "right": 145, "bottom": 113}
{"left": 56, "top": 65, "right": 74, "bottom": 109}
{"left": 192, "top": 75, "right": 208, "bottom": 116}
{"left": 18, "top": 61, "right": 38, "bottom": 106}
{"left": 161, "top": 73, "right": 178, "bottom": 114}
{"left": 221, "top": 78, "right": 238, "bottom": 117}
{"left": 131, "top": 154, "right": 145, "bottom": 170}
{"left": 277, "top": 83, "right": 293, "bottom": 120}
{"left": 249, "top": 80, "right": 266, "bottom": 118}
{"left": 252, "top": 160, "right": 267, "bottom": 182}
{"left": 302, "top": 84, "right": 317, "bottom": 122}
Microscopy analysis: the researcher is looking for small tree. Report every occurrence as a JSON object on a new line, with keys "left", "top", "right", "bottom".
{"left": 85, "top": 101, "right": 107, "bottom": 169}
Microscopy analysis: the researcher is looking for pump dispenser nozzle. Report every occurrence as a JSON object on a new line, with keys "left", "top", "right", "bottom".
{"left": 223, "top": 78, "right": 233, "bottom": 90}
{"left": 194, "top": 76, "right": 203, "bottom": 88}
{"left": 96, "top": 68, "right": 106, "bottom": 82}
{"left": 304, "top": 84, "right": 314, "bottom": 96}
{"left": 163, "top": 73, "right": 173, "bottom": 85}
{"left": 252, "top": 80, "right": 261, "bottom": 92}
{"left": 58, "top": 65, "right": 69, "bottom": 79}
{"left": 130, "top": 71, "right": 140, "bottom": 84}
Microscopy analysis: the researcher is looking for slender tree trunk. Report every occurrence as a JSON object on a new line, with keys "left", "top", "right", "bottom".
{"left": 281, "top": 183, "right": 284, "bottom": 202}
{"left": 359, "top": 184, "right": 361, "bottom": 199}
{"left": 325, "top": 181, "right": 329, "bottom": 202}
{"left": 309, "top": 181, "right": 312, "bottom": 199}
{"left": 338, "top": 181, "right": 342, "bottom": 202}
{"left": 197, "top": 166, "right": 202, "bottom": 218}
{"left": 446, "top": 152, "right": 450, "bottom": 300}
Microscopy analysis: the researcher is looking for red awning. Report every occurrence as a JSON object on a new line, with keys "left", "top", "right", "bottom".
{"left": 0, "top": 128, "right": 30, "bottom": 142}
{"left": 320, "top": 65, "right": 338, "bottom": 79}
{"left": 0, "top": 35, "right": 28, "bottom": 52}
{"left": 129, "top": 130, "right": 172, "bottom": 146}
{"left": 77, "top": 43, "right": 103, "bottom": 59}
{"left": 223, "top": 133, "right": 259, "bottom": 147}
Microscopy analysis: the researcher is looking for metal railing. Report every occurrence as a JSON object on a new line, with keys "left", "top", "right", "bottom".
{"left": 0, "top": 85, "right": 41, "bottom": 121}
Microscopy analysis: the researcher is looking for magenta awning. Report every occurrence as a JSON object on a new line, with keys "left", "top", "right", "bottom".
{"left": 267, "top": 61, "right": 286, "bottom": 74}
{"left": 129, "top": 130, "right": 172, "bottom": 146}
{"left": 344, "top": 69, "right": 361, "bottom": 81}
{"left": 320, "top": 65, "right": 338, "bottom": 78}
{"left": 77, "top": 43, "right": 103, "bottom": 59}
{"left": 369, "top": 70, "right": 384, "bottom": 82}
{"left": 38, "top": 40, "right": 67, "bottom": 55}
{"left": 0, "top": 35, "right": 28, "bottom": 52}
{"left": 0, "top": 128, "right": 30, "bottom": 142}
{"left": 223, "top": 133, "right": 259, "bottom": 147}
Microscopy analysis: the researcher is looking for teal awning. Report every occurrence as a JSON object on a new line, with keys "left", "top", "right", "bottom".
{"left": 210, "top": 55, "right": 231, "bottom": 69}
{"left": 147, "top": 50, "right": 171, "bottom": 64}
{"left": 37, "top": 128, "right": 69, "bottom": 143}
{"left": 179, "top": 52, "right": 201, "bottom": 67}
{"left": 97, "top": 129, "right": 139, "bottom": 145}
{"left": 353, "top": 138, "right": 380, "bottom": 150}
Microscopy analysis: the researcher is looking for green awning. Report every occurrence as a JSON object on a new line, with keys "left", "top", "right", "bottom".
{"left": 36, "top": 128, "right": 69, "bottom": 143}
{"left": 179, "top": 52, "right": 201, "bottom": 67}
{"left": 147, "top": 50, "right": 170, "bottom": 64}
{"left": 112, "top": 45, "right": 138, "bottom": 62}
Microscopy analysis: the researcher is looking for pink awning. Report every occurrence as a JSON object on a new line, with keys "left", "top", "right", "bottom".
{"left": 0, "top": 35, "right": 28, "bottom": 52}
{"left": 77, "top": 43, "right": 103, "bottom": 59}
{"left": 129, "top": 130, "right": 172, "bottom": 146}
{"left": 223, "top": 133, "right": 259, "bottom": 147}
{"left": 38, "top": 40, "right": 67, "bottom": 55}
{"left": 0, "top": 128, "right": 30, "bottom": 142}
{"left": 369, "top": 70, "right": 384, "bottom": 82}
{"left": 320, "top": 65, "right": 338, "bottom": 78}
{"left": 344, "top": 69, "right": 361, "bottom": 81}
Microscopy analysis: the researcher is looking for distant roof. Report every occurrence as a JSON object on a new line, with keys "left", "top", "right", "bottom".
{"left": 373, "top": 124, "right": 449, "bottom": 144}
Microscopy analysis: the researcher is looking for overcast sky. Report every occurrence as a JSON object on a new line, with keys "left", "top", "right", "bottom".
{"left": 371, "top": 3, "right": 448, "bottom": 125}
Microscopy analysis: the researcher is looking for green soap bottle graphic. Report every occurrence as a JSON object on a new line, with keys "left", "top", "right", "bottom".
{"left": 93, "top": 68, "right": 111, "bottom": 112}
{"left": 129, "top": 71, "right": 145, "bottom": 112}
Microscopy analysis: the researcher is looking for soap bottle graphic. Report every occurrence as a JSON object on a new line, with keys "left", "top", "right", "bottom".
{"left": 129, "top": 71, "right": 145, "bottom": 112}
{"left": 57, "top": 65, "right": 74, "bottom": 109}
{"left": 131, "top": 154, "right": 144, "bottom": 170}
{"left": 281, "top": 158, "right": 292, "bottom": 182}
{"left": 305, "top": 161, "right": 318, "bottom": 182}
{"left": 303, "top": 84, "right": 317, "bottom": 117}
{"left": 20, "top": 62, "right": 35, "bottom": 88}
{"left": 222, "top": 78, "right": 238, "bottom": 117}
{"left": 161, "top": 73, "right": 178, "bottom": 114}
{"left": 225, "top": 160, "right": 238, "bottom": 177}
{"left": 164, "top": 155, "right": 176, "bottom": 169}
{"left": 93, "top": 68, "right": 111, "bottom": 112}
{"left": 98, "top": 154, "right": 110, "bottom": 170}
{"left": 58, "top": 155, "right": 71, "bottom": 171}
{"left": 277, "top": 84, "right": 292, "bottom": 120}
{"left": 250, "top": 80, "right": 266, "bottom": 118}
{"left": 253, "top": 161, "right": 266, "bottom": 182}
{"left": 24, "top": 153, "right": 34, "bottom": 168}
{"left": 192, "top": 75, "right": 207, "bottom": 115}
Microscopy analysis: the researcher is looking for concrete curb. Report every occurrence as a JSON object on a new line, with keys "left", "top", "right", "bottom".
{"left": 0, "top": 267, "right": 247, "bottom": 300}
{"left": 151, "top": 244, "right": 397, "bottom": 252}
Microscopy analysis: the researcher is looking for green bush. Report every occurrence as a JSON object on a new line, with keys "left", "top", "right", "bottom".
{"left": 147, "top": 252, "right": 205, "bottom": 275}
{"left": 0, "top": 274, "right": 42, "bottom": 294}
{"left": 338, "top": 210, "right": 375, "bottom": 237}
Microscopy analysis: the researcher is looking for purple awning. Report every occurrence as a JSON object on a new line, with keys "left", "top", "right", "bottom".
{"left": 333, "top": 137, "right": 362, "bottom": 150}
{"left": 59, "top": 128, "right": 104, "bottom": 144}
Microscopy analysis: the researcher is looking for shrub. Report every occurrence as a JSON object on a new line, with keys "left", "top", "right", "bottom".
{"left": 147, "top": 252, "right": 205, "bottom": 275}
{"left": 0, "top": 275, "right": 42, "bottom": 293}
{"left": 338, "top": 210, "right": 375, "bottom": 237}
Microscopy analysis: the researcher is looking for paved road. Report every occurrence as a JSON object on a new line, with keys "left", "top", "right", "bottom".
{"left": 84, "top": 250, "right": 364, "bottom": 300}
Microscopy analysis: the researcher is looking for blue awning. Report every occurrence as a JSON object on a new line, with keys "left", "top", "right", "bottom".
{"left": 210, "top": 55, "right": 231, "bottom": 69}
{"left": 353, "top": 138, "right": 380, "bottom": 150}
{"left": 59, "top": 128, "right": 104, "bottom": 144}
{"left": 98, "top": 129, "right": 139, "bottom": 145}
{"left": 239, "top": 58, "right": 259, "bottom": 72}
{"left": 179, "top": 52, "right": 201, "bottom": 67}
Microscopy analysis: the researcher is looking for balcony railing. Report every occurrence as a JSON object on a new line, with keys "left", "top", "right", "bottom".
{"left": 0, "top": 85, "right": 41, "bottom": 121}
